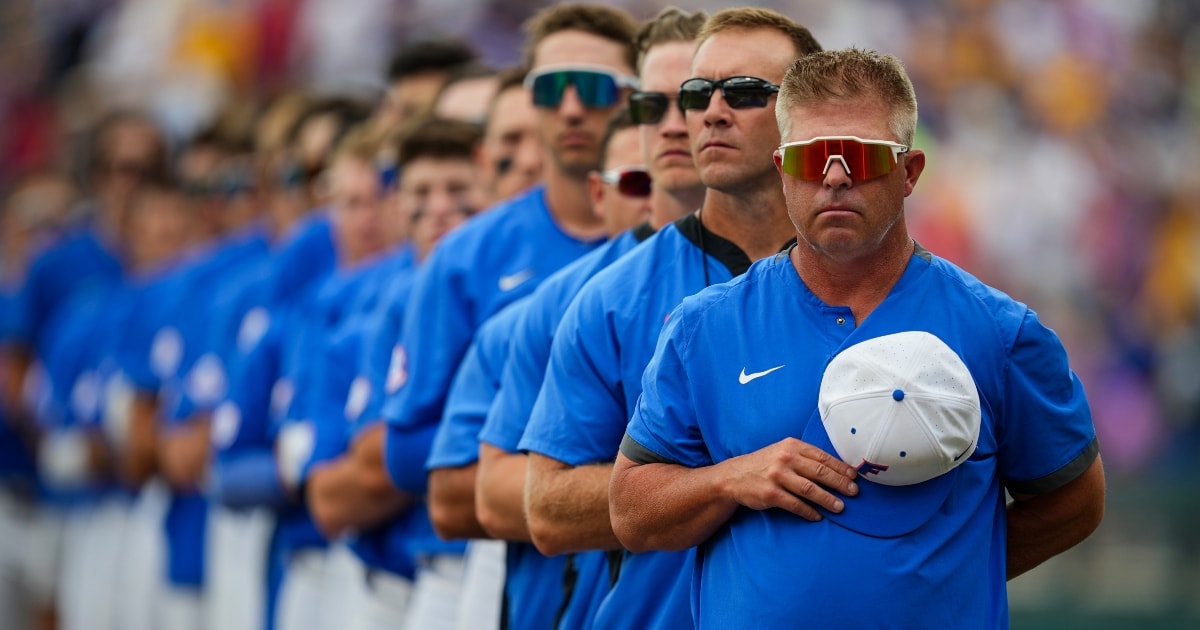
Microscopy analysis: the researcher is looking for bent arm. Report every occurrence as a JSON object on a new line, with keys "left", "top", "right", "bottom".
{"left": 158, "top": 415, "right": 211, "bottom": 492}
{"left": 120, "top": 392, "right": 159, "bottom": 487}
{"left": 1006, "top": 455, "right": 1105, "bottom": 580}
{"left": 609, "top": 452, "right": 740, "bottom": 553}
{"left": 475, "top": 443, "right": 531, "bottom": 542}
{"left": 307, "top": 424, "right": 413, "bottom": 538}
{"left": 610, "top": 437, "right": 858, "bottom": 553}
{"left": 429, "top": 463, "right": 487, "bottom": 540}
{"left": 524, "top": 452, "right": 622, "bottom": 556}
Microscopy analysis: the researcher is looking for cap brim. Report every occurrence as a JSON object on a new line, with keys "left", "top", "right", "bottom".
{"left": 800, "top": 408, "right": 957, "bottom": 538}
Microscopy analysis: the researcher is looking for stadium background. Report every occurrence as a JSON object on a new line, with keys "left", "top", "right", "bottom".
{"left": 1, "top": 0, "right": 1197, "bottom": 628}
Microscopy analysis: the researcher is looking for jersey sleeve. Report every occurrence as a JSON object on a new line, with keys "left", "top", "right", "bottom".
{"left": 620, "top": 305, "right": 712, "bottom": 468}
{"left": 380, "top": 249, "right": 473, "bottom": 432}
{"left": 479, "top": 297, "right": 552, "bottom": 454}
{"left": 426, "top": 336, "right": 495, "bottom": 470}
{"left": 518, "top": 286, "right": 627, "bottom": 466}
{"left": 998, "top": 309, "right": 1098, "bottom": 495}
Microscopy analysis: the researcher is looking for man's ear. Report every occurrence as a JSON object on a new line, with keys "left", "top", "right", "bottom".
{"left": 587, "top": 171, "right": 607, "bottom": 221}
{"left": 901, "top": 149, "right": 926, "bottom": 198}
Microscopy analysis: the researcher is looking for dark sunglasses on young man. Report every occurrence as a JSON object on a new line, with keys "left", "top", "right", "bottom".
{"left": 678, "top": 76, "right": 780, "bottom": 111}
{"left": 628, "top": 91, "right": 681, "bottom": 125}
{"left": 525, "top": 64, "right": 639, "bottom": 109}
{"left": 777, "top": 136, "right": 909, "bottom": 182}
{"left": 599, "top": 166, "right": 652, "bottom": 198}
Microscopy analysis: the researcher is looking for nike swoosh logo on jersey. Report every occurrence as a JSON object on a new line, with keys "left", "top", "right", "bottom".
{"left": 738, "top": 365, "right": 785, "bottom": 384}
{"left": 498, "top": 269, "right": 535, "bottom": 292}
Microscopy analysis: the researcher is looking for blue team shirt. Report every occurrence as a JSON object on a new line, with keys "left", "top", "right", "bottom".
{"left": 316, "top": 250, "right": 438, "bottom": 576}
{"left": 8, "top": 224, "right": 123, "bottom": 354}
{"left": 520, "top": 214, "right": 768, "bottom": 630}
{"left": 348, "top": 257, "right": 418, "bottom": 429}
{"left": 622, "top": 247, "right": 1098, "bottom": 629}
{"left": 381, "top": 185, "right": 605, "bottom": 496}
{"left": 475, "top": 225, "right": 651, "bottom": 630}
{"left": 426, "top": 297, "right": 528, "bottom": 470}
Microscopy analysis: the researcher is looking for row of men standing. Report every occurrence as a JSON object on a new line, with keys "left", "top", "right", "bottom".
{"left": 0, "top": 3, "right": 762, "bottom": 629}
{"left": 0, "top": 1, "right": 1105, "bottom": 629}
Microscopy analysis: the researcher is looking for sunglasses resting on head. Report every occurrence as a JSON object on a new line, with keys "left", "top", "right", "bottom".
{"left": 525, "top": 64, "right": 639, "bottom": 109}
{"left": 777, "top": 136, "right": 908, "bottom": 182}
{"left": 599, "top": 166, "right": 652, "bottom": 198}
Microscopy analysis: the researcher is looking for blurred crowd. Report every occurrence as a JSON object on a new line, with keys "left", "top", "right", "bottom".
{"left": 0, "top": 0, "right": 1197, "bottom": 629}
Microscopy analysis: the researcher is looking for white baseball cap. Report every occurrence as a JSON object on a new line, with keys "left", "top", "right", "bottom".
{"left": 801, "top": 330, "right": 982, "bottom": 538}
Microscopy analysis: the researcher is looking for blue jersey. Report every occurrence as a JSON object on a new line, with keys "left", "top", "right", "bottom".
{"left": 145, "top": 229, "right": 270, "bottom": 588}
{"left": 208, "top": 212, "right": 337, "bottom": 507}
{"left": 476, "top": 225, "right": 652, "bottom": 630}
{"left": 426, "top": 297, "right": 529, "bottom": 471}
{"left": 382, "top": 185, "right": 605, "bottom": 496}
{"left": 622, "top": 247, "right": 1098, "bottom": 629}
{"left": 520, "top": 214, "right": 767, "bottom": 630}
{"left": 267, "top": 211, "right": 337, "bottom": 305}
{"left": 36, "top": 280, "right": 134, "bottom": 506}
{"left": 161, "top": 227, "right": 270, "bottom": 424}
{"left": 315, "top": 250, "right": 435, "bottom": 576}
{"left": 170, "top": 228, "right": 273, "bottom": 423}
{"left": 348, "top": 257, "right": 418, "bottom": 430}
{"left": 8, "top": 223, "right": 122, "bottom": 354}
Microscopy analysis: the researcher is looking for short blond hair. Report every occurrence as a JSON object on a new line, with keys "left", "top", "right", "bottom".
{"left": 775, "top": 48, "right": 918, "bottom": 146}
{"left": 696, "top": 7, "right": 821, "bottom": 59}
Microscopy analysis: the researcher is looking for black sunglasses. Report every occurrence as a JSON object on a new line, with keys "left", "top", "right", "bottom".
{"left": 628, "top": 91, "right": 681, "bottom": 125}
{"left": 679, "top": 76, "right": 780, "bottom": 111}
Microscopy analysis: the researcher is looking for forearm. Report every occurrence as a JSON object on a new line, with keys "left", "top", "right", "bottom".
{"left": 158, "top": 417, "right": 211, "bottom": 492}
{"left": 525, "top": 453, "right": 622, "bottom": 555}
{"left": 309, "top": 456, "right": 411, "bottom": 536}
{"left": 429, "top": 464, "right": 487, "bottom": 540}
{"left": 476, "top": 444, "right": 531, "bottom": 542}
{"left": 321, "top": 425, "right": 414, "bottom": 533}
{"left": 609, "top": 453, "right": 739, "bottom": 553}
{"left": 1007, "top": 456, "right": 1106, "bottom": 580}
{"left": 120, "top": 394, "right": 159, "bottom": 487}
{"left": 2, "top": 346, "right": 30, "bottom": 411}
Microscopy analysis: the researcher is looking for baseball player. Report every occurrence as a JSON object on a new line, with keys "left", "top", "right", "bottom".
{"left": 473, "top": 9, "right": 707, "bottom": 628}
{"left": 377, "top": 5, "right": 639, "bottom": 626}
{"left": 611, "top": 48, "right": 1105, "bottom": 628}
{"left": 519, "top": 9, "right": 821, "bottom": 629}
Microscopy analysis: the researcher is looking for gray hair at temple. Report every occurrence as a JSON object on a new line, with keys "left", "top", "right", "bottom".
{"left": 775, "top": 48, "right": 918, "bottom": 147}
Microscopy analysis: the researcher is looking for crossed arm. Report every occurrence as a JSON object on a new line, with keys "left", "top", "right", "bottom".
{"left": 523, "top": 452, "right": 626, "bottom": 556}
{"left": 306, "top": 423, "right": 414, "bottom": 538}
{"left": 428, "top": 462, "right": 488, "bottom": 540}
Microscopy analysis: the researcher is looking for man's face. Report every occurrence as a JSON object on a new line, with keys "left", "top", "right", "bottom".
{"left": 480, "top": 86, "right": 544, "bottom": 204}
{"left": 330, "top": 156, "right": 388, "bottom": 264}
{"left": 777, "top": 94, "right": 925, "bottom": 262}
{"left": 588, "top": 126, "right": 651, "bottom": 235}
{"left": 398, "top": 157, "right": 483, "bottom": 260}
{"left": 97, "top": 120, "right": 163, "bottom": 204}
{"left": 686, "top": 28, "right": 796, "bottom": 196}
{"left": 530, "top": 30, "right": 635, "bottom": 179}
{"left": 637, "top": 41, "right": 702, "bottom": 195}
{"left": 127, "top": 190, "right": 195, "bottom": 270}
